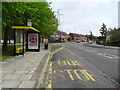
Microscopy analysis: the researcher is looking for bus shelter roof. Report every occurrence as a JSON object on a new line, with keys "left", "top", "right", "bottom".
{"left": 12, "top": 26, "right": 39, "bottom": 32}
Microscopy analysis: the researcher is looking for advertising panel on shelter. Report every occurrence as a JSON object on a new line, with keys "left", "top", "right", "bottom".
{"left": 28, "top": 33, "right": 39, "bottom": 49}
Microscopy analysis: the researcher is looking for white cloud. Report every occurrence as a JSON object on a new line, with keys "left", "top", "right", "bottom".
{"left": 47, "top": 0, "right": 119, "bottom": 3}
{"left": 48, "top": 0, "right": 118, "bottom": 36}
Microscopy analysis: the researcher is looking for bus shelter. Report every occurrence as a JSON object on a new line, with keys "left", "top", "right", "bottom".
{"left": 12, "top": 26, "right": 40, "bottom": 56}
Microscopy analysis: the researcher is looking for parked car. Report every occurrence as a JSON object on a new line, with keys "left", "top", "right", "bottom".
{"left": 76, "top": 40, "right": 81, "bottom": 43}
{"left": 89, "top": 41, "right": 93, "bottom": 44}
{"left": 63, "top": 39, "right": 68, "bottom": 42}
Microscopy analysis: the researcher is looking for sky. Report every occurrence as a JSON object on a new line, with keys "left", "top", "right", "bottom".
{"left": 47, "top": 0, "right": 119, "bottom": 36}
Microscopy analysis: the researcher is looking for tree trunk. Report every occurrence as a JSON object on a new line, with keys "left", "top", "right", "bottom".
{"left": 2, "top": 26, "right": 9, "bottom": 51}
{"left": 8, "top": 38, "right": 10, "bottom": 44}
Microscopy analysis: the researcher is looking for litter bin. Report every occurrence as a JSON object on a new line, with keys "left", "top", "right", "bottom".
{"left": 44, "top": 43, "right": 48, "bottom": 49}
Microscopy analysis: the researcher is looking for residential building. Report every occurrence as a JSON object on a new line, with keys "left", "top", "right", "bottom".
{"left": 69, "top": 33, "right": 88, "bottom": 42}
{"left": 49, "top": 30, "right": 69, "bottom": 43}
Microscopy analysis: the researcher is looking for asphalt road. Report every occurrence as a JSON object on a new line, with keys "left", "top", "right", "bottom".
{"left": 64, "top": 43, "right": 118, "bottom": 82}
{"left": 44, "top": 43, "right": 119, "bottom": 88}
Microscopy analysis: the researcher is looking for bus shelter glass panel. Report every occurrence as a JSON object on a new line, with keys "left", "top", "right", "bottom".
{"left": 15, "top": 29, "right": 24, "bottom": 54}
{"left": 24, "top": 32, "right": 27, "bottom": 52}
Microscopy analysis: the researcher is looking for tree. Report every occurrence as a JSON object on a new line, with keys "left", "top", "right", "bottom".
{"left": 89, "top": 30, "right": 93, "bottom": 41}
{"left": 67, "top": 37, "right": 72, "bottom": 42}
{"left": 99, "top": 23, "right": 108, "bottom": 45}
{"left": 107, "top": 28, "right": 120, "bottom": 41}
{"left": 2, "top": 2, "right": 58, "bottom": 50}
{"left": 92, "top": 36, "right": 98, "bottom": 41}
{"left": 100, "top": 23, "right": 107, "bottom": 39}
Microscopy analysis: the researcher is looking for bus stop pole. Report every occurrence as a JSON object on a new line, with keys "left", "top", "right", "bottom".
{"left": 23, "top": 30, "right": 24, "bottom": 56}
{"left": 14, "top": 29, "right": 16, "bottom": 56}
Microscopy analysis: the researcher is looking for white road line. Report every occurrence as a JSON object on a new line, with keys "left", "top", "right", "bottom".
{"left": 103, "top": 53, "right": 119, "bottom": 58}
{"left": 97, "top": 53, "right": 113, "bottom": 59}
{"left": 91, "top": 50, "right": 97, "bottom": 52}
{"left": 75, "top": 45, "right": 118, "bottom": 59}
{"left": 84, "top": 49, "right": 97, "bottom": 53}
{"left": 75, "top": 53, "right": 120, "bottom": 87}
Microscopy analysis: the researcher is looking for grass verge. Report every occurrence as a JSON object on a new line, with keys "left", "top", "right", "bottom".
{"left": 0, "top": 44, "right": 14, "bottom": 62}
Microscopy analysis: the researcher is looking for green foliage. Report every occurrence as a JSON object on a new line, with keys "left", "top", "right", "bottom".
{"left": 107, "top": 28, "right": 120, "bottom": 41}
{"left": 106, "top": 40, "right": 120, "bottom": 47}
{"left": 89, "top": 30, "right": 93, "bottom": 40}
{"left": 105, "top": 28, "right": 120, "bottom": 47}
{"left": 2, "top": 2, "right": 58, "bottom": 51}
{"left": 97, "top": 27, "right": 120, "bottom": 46}
{"left": 92, "top": 36, "right": 97, "bottom": 40}
{"left": 96, "top": 36, "right": 103, "bottom": 44}
{"left": 2, "top": 2, "right": 58, "bottom": 37}
{"left": 100, "top": 23, "right": 108, "bottom": 40}
{"left": 67, "top": 37, "right": 72, "bottom": 42}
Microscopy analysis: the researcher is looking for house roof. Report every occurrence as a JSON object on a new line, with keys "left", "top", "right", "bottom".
{"left": 54, "top": 30, "right": 69, "bottom": 36}
{"left": 69, "top": 33, "right": 87, "bottom": 38}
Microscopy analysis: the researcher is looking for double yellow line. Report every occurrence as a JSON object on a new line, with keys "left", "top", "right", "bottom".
{"left": 50, "top": 47, "right": 64, "bottom": 59}
{"left": 46, "top": 47, "right": 64, "bottom": 89}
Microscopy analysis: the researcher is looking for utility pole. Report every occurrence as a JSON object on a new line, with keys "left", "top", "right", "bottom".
{"left": 55, "top": 9, "right": 63, "bottom": 43}
{"left": 55, "top": 9, "right": 63, "bottom": 31}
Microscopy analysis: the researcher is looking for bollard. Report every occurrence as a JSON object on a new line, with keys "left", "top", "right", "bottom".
{"left": 44, "top": 43, "right": 48, "bottom": 49}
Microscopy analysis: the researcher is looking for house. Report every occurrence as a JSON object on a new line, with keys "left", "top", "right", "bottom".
{"left": 69, "top": 33, "right": 88, "bottom": 42}
{"left": 49, "top": 30, "right": 69, "bottom": 43}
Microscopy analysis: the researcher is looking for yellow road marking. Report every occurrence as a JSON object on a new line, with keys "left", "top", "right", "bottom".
{"left": 80, "top": 70, "right": 90, "bottom": 81}
{"left": 58, "top": 60, "right": 85, "bottom": 66}
{"left": 66, "top": 61, "right": 71, "bottom": 65}
{"left": 50, "top": 47, "right": 64, "bottom": 59}
{"left": 46, "top": 80, "right": 52, "bottom": 89}
{"left": 46, "top": 62, "right": 53, "bottom": 89}
{"left": 75, "top": 61, "right": 80, "bottom": 65}
{"left": 47, "top": 83, "right": 52, "bottom": 88}
{"left": 71, "top": 61, "right": 76, "bottom": 65}
{"left": 49, "top": 63, "right": 52, "bottom": 72}
{"left": 50, "top": 63, "right": 52, "bottom": 67}
{"left": 50, "top": 53, "right": 54, "bottom": 59}
{"left": 74, "top": 70, "right": 82, "bottom": 80}
{"left": 60, "top": 70, "right": 63, "bottom": 72}
{"left": 63, "top": 61, "right": 67, "bottom": 65}
{"left": 82, "top": 70, "right": 96, "bottom": 81}
{"left": 52, "top": 47, "right": 64, "bottom": 55}
{"left": 46, "top": 81, "right": 48, "bottom": 85}
{"left": 64, "top": 69, "right": 74, "bottom": 80}
{"left": 58, "top": 61, "right": 61, "bottom": 66}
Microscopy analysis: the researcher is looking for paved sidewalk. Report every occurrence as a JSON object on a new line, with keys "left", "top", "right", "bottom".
{"left": 0, "top": 44, "right": 52, "bottom": 89}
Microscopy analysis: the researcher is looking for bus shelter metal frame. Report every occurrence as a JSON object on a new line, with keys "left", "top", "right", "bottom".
{"left": 12, "top": 26, "right": 40, "bottom": 56}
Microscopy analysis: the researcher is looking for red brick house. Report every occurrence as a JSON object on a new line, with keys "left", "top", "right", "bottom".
{"left": 49, "top": 30, "right": 69, "bottom": 43}
{"left": 69, "top": 33, "right": 88, "bottom": 42}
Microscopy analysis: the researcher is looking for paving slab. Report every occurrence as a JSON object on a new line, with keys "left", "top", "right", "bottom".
{"left": 13, "top": 70, "right": 29, "bottom": 74}
{"left": 2, "top": 80, "right": 21, "bottom": 88}
{"left": 18, "top": 81, "right": 36, "bottom": 88}
{"left": 15, "top": 67, "right": 29, "bottom": 70}
{"left": 2, "top": 74, "right": 21, "bottom": 80}
{"left": 1, "top": 44, "right": 53, "bottom": 89}
{"left": 0, "top": 84, "right": 2, "bottom": 90}
{"left": 28, "top": 70, "right": 35, "bottom": 74}
{"left": 19, "top": 75, "right": 32, "bottom": 81}
{"left": 2, "top": 70, "right": 15, "bottom": 75}
{"left": 0, "top": 79, "right": 2, "bottom": 84}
